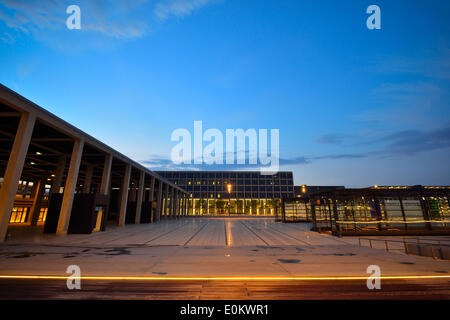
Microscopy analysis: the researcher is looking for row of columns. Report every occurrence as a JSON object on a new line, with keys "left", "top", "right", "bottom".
{"left": 0, "top": 111, "right": 188, "bottom": 242}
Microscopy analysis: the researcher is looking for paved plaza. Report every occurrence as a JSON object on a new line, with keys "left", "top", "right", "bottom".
{"left": 1, "top": 217, "right": 449, "bottom": 278}
{"left": 0, "top": 217, "right": 449, "bottom": 299}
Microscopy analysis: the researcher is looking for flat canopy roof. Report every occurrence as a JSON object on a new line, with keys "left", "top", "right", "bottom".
{"left": 0, "top": 84, "right": 185, "bottom": 193}
{"left": 287, "top": 185, "right": 450, "bottom": 201}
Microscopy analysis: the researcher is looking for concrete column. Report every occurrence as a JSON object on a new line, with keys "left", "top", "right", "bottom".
{"left": 163, "top": 184, "right": 169, "bottom": 218}
{"left": 187, "top": 197, "right": 191, "bottom": 216}
{"left": 0, "top": 112, "right": 36, "bottom": 242}
{"left": 175, "top": 189, "right": 178, "bottom": 217}
{"left": 176, "top": 191, "right": 182, "bottom": 217}
{"left": 149, "top": 176, "right": 155, "bottom": 202}
{"left": 181, "top": 195, "right": 185, "bottom": 216}
{"left": 164, "top": 187, "right": 169, "bottom": 218}
{"left": 156, "top": 181, "right": 163, "bottom": 222}
{"left": 178, "top": 195, "right": 182, "bottom": 217}
{"left": 100, "top": 154, "right": 112, "bottom": 195}
{"left": 50, "top": 155, "right": 67, "bottom": 195}
{"left": 118, "top": 164, "right": 131, "bottom": 227}
{"left": 26, "top": 182, "right": 38, "bottom": 222}
{"left": 170, "top": 187, "right": 175, "bottom": 218}
{"left": 56, "top": 138, "right": 84, "bottom": 234}
{"left": 129, "top": 183, "right": 137, "bottom": 202}
{"left": 178, "top": 191, "right": 183, "bottom": 216}
{"left": 135, "top": 171, "right": 145, "bottom": 224}
{"left": 173, "top": 190, "right": 177, "bottom": 217}
{"left": 82, "top": 164, "right": 94, "bottom": 193}
{"left": 30, "top": 179, "right": 46, "bottom": 226}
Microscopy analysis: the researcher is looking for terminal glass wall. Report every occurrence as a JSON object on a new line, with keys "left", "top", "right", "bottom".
{"left": 188, "top": 198, "right": 281, "bottom": 216}
{"left": 280, "top": 201, "right": 310, "bottom": 222}
{"left": 279, "top": 191, "right": 449, "bottom": 235}
{"left": 426, "top": 197, "right": 450, "bottom": 229}
{"left": 157, "top": 171, "right": 295, "bottom": 216}
{"left": 312, "top": 195, "right": 450, "bottom": 235}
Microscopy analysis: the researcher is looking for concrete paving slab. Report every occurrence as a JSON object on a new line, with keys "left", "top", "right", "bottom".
{"left": 0, "top": 218, "right": 449, "bottom": 279}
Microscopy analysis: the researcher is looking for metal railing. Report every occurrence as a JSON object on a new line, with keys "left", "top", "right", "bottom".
{"left": 358, "top": 237, "right": 450, "bottom": 260}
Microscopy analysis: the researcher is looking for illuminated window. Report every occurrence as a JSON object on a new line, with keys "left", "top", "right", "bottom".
{"left": 38, "top": 208, "right": 48, "bottom": 222}
{"left": 9, "top": 207, "right": 28, "bottom": 223}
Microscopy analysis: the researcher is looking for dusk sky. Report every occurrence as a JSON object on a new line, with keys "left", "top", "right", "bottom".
{"left": 0, "top": 0, "right": 449, "bottom": 187}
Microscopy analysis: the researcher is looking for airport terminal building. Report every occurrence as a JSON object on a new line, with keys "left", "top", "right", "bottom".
{"left": 156, "top": 171, "right": 295, "bottom": 215}
{"left": 0, "top": 84, "right": 449, "bottom": 240}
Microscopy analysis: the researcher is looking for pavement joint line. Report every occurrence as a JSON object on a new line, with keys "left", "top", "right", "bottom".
{"left": 224, "top": 221, "right": 228, "bottom": 246}
{"left": 240, "top": 221, "right": 270, "bottom": 246}
{"left": 268, "top": 225, "right": 313, "bottom": 247}
{"left": 1, "top": 275, "right": 450, "bottom": 280}
{"left": 183, "top": 222, "right": 209, "bottom": 246}
{"left": 143, "top": 222, "right": 190, "bottom": 245}
{"left": 95, "top": 220, "right": 184, "bottom": 245}
{"left": 141, "top": 223, "right": 208, "bottom": 273}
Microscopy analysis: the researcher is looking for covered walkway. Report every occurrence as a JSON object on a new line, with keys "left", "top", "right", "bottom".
{"left": 0, "top": 84, "right": 188, "bottom": 243}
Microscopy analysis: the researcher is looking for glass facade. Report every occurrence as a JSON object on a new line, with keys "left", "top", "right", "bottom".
{"left": 277, "top": 200, "right": 311, "bottom": 222}
{"left": 332, "top": 196, "right": 450, "bottom": 233}
{"left": 156, "top": 171, "right": 294, "bottom": 216}
{"left": 281, "top": 186, "right": 450, "bottom": 235}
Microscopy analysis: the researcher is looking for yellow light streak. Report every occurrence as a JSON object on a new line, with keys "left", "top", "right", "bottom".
{"left": 336, "top": 220, "right": 450, "bottom": 224}
{"left": 0, "top": 275, "right": 449, "bottom": 281}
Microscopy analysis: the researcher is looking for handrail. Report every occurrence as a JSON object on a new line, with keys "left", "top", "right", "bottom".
{"left": 358, "top": 237, "right": 449, "bottom": 260}
{"left": 359, "top": 237, "right": 450, "bottom": 246}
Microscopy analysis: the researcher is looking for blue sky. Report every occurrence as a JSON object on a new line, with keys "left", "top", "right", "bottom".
{"left": 0, "top": 0, "right": 449, "bottom": 187}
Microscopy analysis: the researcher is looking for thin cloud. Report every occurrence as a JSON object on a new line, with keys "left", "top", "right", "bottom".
{"left": 316, "top": 133, "right": 357, "bottom": 145}
{"left": 375, "top": 126, "right": 450, "bottom": 156}
{"left": 366, "top": 51, "right": 450, "bottom": 80}
{"left": 0, "top": 0, "right": 149, "bottom": 39}
{"left": 0, "top": 0, "right": 221, "bottom": 43}
{"left": 356, "top": 80, "right": 447, "bottom": 128}
{"left": 154, "top": 0, "right": 218, "bottom": 21}
{"left": 315, "top": 126, "right": 450, "bottom": 159}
